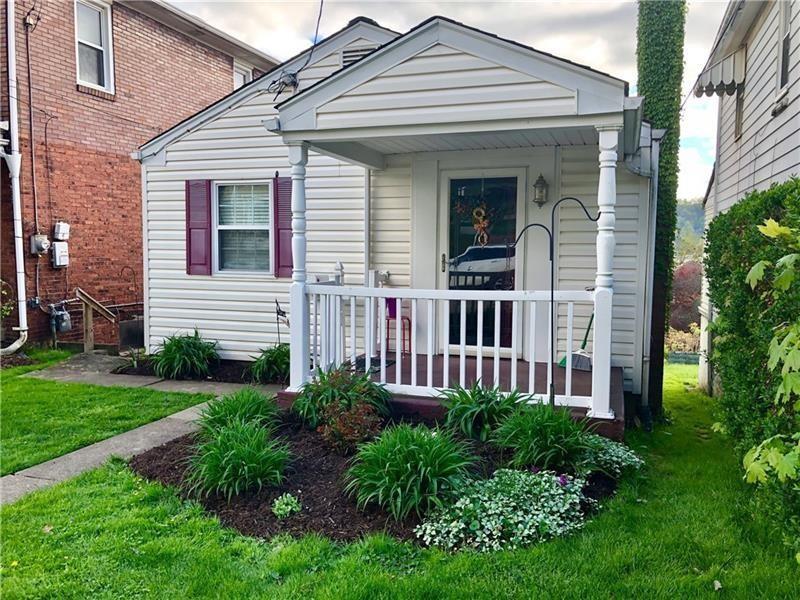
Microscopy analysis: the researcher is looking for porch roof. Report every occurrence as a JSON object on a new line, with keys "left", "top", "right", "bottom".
{"left": 268, "top": 16, "right": 644, "bottom": 170}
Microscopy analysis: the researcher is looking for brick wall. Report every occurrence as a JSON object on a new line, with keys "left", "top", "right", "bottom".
{"left": 1, "top": 1, "right": 239, "bottom": 345}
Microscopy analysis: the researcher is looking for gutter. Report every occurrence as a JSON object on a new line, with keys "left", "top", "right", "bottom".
{"left": 1, "top": 0, "right": 29, "bottom": 356}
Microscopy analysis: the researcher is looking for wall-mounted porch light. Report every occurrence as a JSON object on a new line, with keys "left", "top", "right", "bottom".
{"left": 533, "top": 174, "right": 549, "bottom": 208}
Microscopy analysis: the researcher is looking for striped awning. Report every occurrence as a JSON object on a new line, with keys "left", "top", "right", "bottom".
{"left": 695, "top": 47, "right": 746, "bottom": 97}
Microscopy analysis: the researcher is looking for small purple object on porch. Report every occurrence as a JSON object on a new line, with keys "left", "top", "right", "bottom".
{"left": 385, "top": 298, "right": 411, "bottom": 355}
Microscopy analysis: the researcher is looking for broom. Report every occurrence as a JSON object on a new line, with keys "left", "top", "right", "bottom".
{"left": 558, "top": 312, "right": 594, "bottom": 371}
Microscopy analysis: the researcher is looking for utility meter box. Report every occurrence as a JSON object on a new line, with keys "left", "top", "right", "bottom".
{"left": 30, "top": 234, "right": 50, "bottom": 255}
{"left": 53, "top": 222, "right": 70, "bottom": 240}
{"left": 52, "top": 241, "right": 69, "bottom": 268}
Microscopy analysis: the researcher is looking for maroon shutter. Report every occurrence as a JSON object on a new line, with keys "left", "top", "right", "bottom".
{"left": 185, "top": 180, "right": 212, "bottom": 275}
{"left": 273, "top": 175, "right": 293, "bottom": 278}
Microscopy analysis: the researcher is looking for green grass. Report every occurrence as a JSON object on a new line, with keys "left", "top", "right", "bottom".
{"left": 0, "top": 350, "right": 211, "bottom": 475}
{"left": 1, "top": 364, "right": 797, "bottom": 598}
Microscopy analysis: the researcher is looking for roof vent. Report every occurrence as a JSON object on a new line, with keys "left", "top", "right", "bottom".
{"left": 342, "top": 46, "right": 376, "bottom": 67}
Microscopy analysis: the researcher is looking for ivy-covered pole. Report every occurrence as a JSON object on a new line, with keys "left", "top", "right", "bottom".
{"left": 637, "top": 0, "right": 686, "bottom": 419}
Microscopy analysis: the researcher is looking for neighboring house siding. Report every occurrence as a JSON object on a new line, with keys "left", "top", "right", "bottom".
{"left": 711, "top": 0, "right": 800, "bottom": 215}
{"left": 143, "top": 38, "right": 375, "bottom": 360}
{"left": 0, "top": 1, "right": 251, "bottom": 344}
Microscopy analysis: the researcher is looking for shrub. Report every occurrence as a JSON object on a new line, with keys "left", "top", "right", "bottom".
{"left": 151, "top": 329, "right": 219, "bottom": 380}
{"left": 249, "top": 344, "right": 290, "bottom": 384}
{"left": 415, "top": 469, "right": 587, "bottom": 552}
{"left": 492, "top": 404, "right": 591, "bottom": 472}
{"left": 317, "top": 401, "right": 382, "bottom": 455}
{"left": 272, "top": 493, "right": 302, "bottom": 519}
{"left": 578, "top": 433, "right": 644, "bottom": 478}
{"left": 345, "top": 424, "right": 474, "bottom": 520}
{"left": 187, "top": 420, "right": 291, "bottom": 500}
{"left": 669, "top": 260, "right": 702, "bottom": 331}
{"left": 440, "top": 383, "right": 526, "bottom": 442}
{"left": 665, "top": 324, "right": 700, "bottom": 354}
{"left": 199, "top": 388, "right": 280, "bottom": 434}
{"left": 293, "top": 366, "right": 390, "bottom": 428}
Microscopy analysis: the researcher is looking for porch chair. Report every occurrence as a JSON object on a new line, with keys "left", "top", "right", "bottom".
{"left": 385, "top": 298, "right": 411, "bottom": 355}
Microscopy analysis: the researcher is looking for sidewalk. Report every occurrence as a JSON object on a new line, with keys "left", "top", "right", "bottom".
{"left": 1, "top": 352, "right": 283, "bottom": 505}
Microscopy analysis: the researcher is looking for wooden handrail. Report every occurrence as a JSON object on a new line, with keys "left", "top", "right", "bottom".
{"left": 75, "top": 287, "right": 115, "bottom": 352}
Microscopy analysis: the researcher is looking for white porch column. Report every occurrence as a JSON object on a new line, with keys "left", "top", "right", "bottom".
{"left": 590, "top": 126, "right": 621, "bottom": 419}
{"left": 289, "top": 142, "right": 310, "bottom": 391}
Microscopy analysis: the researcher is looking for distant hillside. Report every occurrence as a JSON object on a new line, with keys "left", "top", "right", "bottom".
{"left": 677, "top": 200, "right": 704, "bottom": 236}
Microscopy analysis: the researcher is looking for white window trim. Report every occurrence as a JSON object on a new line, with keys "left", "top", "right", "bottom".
{"left": 233, "top": 60, "right": 253, "bottom": 88}
{"left": 74, "top": 0, "right": 115, "bottom": 94}
{"left": 211, "top": 180, "right": 275, "bottom": 277}
{"left": 776, "top": 0, "right": 791, "bottom": 97}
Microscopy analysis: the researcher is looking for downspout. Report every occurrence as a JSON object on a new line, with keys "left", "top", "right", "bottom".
{"left": 363, "top": 168, "right": 371, "bottom": 283}
{"left": 1, "top": 0, "right": 29, "bottom": 355}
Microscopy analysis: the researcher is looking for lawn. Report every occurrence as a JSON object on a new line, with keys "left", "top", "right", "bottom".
{"left": 0, "top": 349, "right": 211, "bottom": 475}
{"left": 1, "top": 364, "right": 797, "bottom": 598}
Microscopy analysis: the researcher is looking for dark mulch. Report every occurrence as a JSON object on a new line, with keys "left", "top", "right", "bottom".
{"left": 129, "top": 420, "right": 419, "bottom": 542}
{"left": 1, "top": 353, "right": 34, "bottom": 368}
{"left": 115, "top": 359, "right": 285, "bottom": 386}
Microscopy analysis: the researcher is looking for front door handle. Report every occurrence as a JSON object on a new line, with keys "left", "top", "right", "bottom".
{"left": 441, "top": 253, "right": 447, "bottom": 273}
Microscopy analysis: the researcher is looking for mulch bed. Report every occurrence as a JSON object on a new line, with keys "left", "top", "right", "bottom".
{"left": 1, "top": 353, "right": 35, "bottom": 368}
{"left": 115, "top": 359, "right": 284, "bottom": 385}
{"left": 130, "top": 415, "right": 618, "bottom": 543}
{"left": 130, "top": 419, "right": 419, "bottom": 541}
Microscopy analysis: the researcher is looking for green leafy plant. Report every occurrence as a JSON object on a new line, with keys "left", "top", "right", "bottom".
{"left": 293, "top": 366, "right": 390, "bottom": 428}
{"left": 492, "top": 404, "right": 591, "bottom": 471}
{"left": 440, "top": 383, "right": 527, "bottom": 442}
{"left": 0, "top": 279, "right": 15, "bottom": 321}
{"left": 345, "top": 424, "right": 474, "bottom": 521}
{"left": 199, "top": 388, "right": 280, "bottom": 434}
{"left": 317, "top": 401, "right": 382, "bottom": 455}
{"left": 187, "top": 420, "right": 291, "bottom": 500}
{"left": 151, "top": 329, "right": 219, "bottom": 380}
{"left": 416, "top": 469, "right": 587, "bottom": 552}
{"left": 578, "top": 433, "right": 644, "bottom": 478}
{"left": 249, "top": 344, "right": 290, "bottom": 384}
{"left": 272, "top": 493, "right": 302, "bottom": 519}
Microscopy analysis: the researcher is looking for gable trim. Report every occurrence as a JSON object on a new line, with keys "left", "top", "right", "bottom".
{"left": 136, "top": 18, "right": 398, "bottom": 162}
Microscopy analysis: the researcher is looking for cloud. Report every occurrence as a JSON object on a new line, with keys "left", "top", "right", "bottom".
{"left": 170, "top": 0, "right": 729, "bottom": 198}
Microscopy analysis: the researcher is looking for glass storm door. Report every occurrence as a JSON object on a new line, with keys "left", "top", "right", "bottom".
{"left": 446, "top": 176, "right": 518, "bottom": 348}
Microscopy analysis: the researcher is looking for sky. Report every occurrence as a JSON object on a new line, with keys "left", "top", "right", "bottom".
{"left": 172, "top": 0, "right": 728, "bottom": 201}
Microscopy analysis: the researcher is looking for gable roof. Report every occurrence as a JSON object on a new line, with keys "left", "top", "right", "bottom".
{"left": 275, "top": 16, "right": 629, "bottom": 134}
{"left": 135, "top": 17, "right": 398, "bottom": 161}
{"left": 118, "top": 0, "right": 279, "bottom": 70}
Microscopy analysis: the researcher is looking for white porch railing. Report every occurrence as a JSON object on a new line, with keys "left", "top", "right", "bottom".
{"left": 301, "top": 279, "right": 612, "bottom": 417}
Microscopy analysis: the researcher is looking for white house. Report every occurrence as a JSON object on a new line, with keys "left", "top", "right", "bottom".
{"left": 135, "top": 16, "right": 662, "bottom": 426}
{"left": 695, "top": 0, "right": 799, "bottom": 392}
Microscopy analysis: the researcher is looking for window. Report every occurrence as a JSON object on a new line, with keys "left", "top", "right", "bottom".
{"left": 233, "top": 62, "right": 253, "bottom": 89}
{"left": 75, "top": 0, "right": 113, "bottom": 92}
{"left": 778, "top": 0, "right": 791, "bottom": 93}
{"left": 213, "top": 182, "right": 272, "bottom": 273}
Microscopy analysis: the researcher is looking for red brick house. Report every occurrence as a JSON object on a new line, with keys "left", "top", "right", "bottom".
{"left": 0, "top": 0, "right": 276, "bottom": 350}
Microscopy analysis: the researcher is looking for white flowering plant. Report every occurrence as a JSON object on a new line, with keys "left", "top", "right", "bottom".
{"left": 415, "top": 469, "right": 588, "bottom": 552}
{"left": 578, "top": 434, "right": 644, "bottom": 478}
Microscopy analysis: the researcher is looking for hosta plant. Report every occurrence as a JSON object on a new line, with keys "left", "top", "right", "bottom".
{"left": 272, "top": 493, "right": 302, "bottom": 519}
{"left": 416, "top": 469, "right": 587, "bottom": 552}
{"left": 578, "top": 433, "right": 644, "bottom": 477}
{"left": 249, "top": 344, "right": 290, "bottom": 384}
{"left": 151, "top": 329, "right": 219, "bottom": 380}
{"left": 293, "top": 366, "right": 390, "bottom": 428}
{"left": 492, "top": 403, "right": 591, "bottom": 472}
{"left": 199, "top": 388, "right": 280, "bottom": 434}
{"left": 187, "top": 420, "right": 291, "bottom": 500}
{"left": 440, "top": 383, "right": 527, "bottom": 442}
{"left": 345, "top": 424, "right": 474, "bottom": 520}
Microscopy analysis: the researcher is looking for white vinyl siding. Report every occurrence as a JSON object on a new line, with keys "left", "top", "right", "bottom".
{"left": 711, "top": 0, "right": 800, "bottom": 217}
{"left": 369, "top": 156, "right": 412, "bottom": 286}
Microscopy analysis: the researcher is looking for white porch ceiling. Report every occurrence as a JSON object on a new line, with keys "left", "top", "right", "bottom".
{"left": 349, "top": 126, "right": 600, "bottom": 155}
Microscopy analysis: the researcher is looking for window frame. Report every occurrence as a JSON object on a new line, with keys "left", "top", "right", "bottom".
{"left": 74, "top": 0, "right": 115, "bottom": 93}
{"left": 211, "top": 180, "right": 275, "bottom": 276}
{"left": 776, "top": 0, "right": 791, "bottom": 96}
{"left": 233, "top": 61, "right": 253, "bottom": 89}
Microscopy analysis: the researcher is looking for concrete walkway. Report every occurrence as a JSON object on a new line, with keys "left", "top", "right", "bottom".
{"left": 1, "top": 352, "right": 283, "bottom": 505}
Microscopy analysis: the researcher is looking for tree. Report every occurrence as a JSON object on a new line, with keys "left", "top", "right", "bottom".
{"left": 636, "top": 0, "right": 687, "bottom": 419}
{"left": 669, "top": 261, "right": 702, "bottom": 331}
